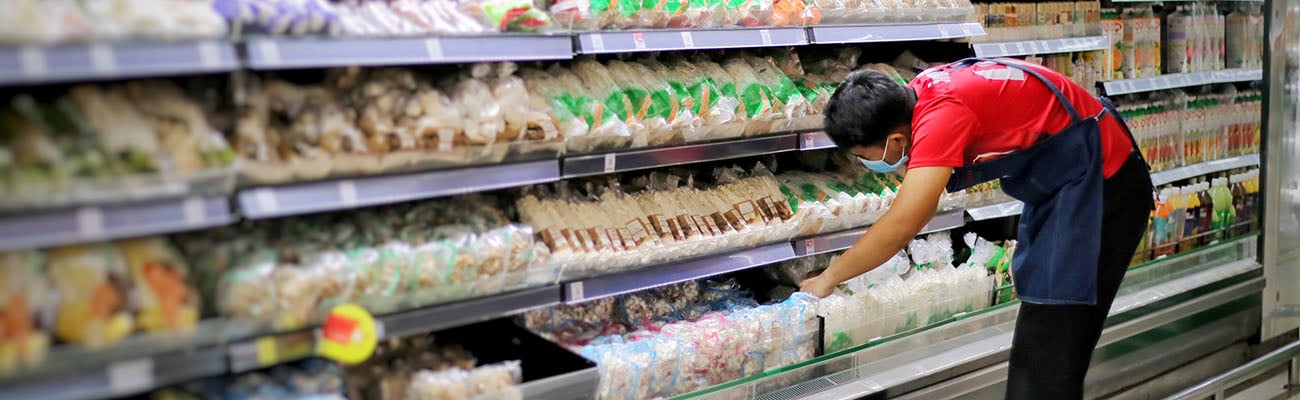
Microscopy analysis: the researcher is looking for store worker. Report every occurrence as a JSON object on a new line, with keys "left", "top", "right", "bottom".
{"left": 799, "top": 58, "right": 1154, "bottom": 399}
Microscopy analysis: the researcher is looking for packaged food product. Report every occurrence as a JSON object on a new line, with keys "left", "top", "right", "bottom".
{"left": 0, "top": 252, "right": 50, "bottom": 374}
{"left": 46, "top": 244, "right": 134, "bottom": 347}
{"left": 118, "top": 238, "right": 200, "bottom": 333}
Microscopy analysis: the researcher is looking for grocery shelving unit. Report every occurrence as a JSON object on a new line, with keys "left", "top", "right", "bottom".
{"left": 0, "top": 2, "right": 1278, "bottom": 399}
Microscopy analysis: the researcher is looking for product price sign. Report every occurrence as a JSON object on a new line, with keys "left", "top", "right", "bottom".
{"left": 317, "top": 304, "right": 379, "bottom": 365}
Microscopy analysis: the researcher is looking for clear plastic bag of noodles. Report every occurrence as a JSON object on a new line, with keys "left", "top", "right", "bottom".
{"left": 712, "top": 165, "right": 775, "bottom": 236}
{"left": 743, "top": 55, "right": 811, "bottom": 133}
{"left": 547, "top": 0, "right": 605, "bottom": 31}
{"left": 347, "top": 69, "right": 421, "bottom": 174}
{"left": 0, "top": 251, "right": 51, "bottom": 374}
{"left": 572, "top": 58, "right": 650, "bottom": 150}
{"left": 484, "top": 62, "right": 562, "bottom": 159}
{"left": 588, "top": 179, "right": 656, "bottom": 271}
{"left": 580, "top": 343, "right": 641, "bottom": 400}
{"left": 117, "top": 237, "right": 200, "bottom": 333}
{"left": 438, "top": 65, "right": 504, "bottom": 165}
{"left": 721, "top": 58, "right": 783, "bottom": 136}
{"left": 535, "top": 65, "right": 634, "bottom": 153}
{"left": 814, "top": 0, "right": 865, "bottom": 24}
{"left": 404, "top": 79, "right": 470, "bottom": 168}
{"left": 604, "top": 60, "right": 677, "bottom": 147}
{"left": 690, "top": 56, "right": 752, "bottom": 136}
{"left": 46, "top": 244, "right": 134, "bottom": 347}
{"left": 636, "top": 58, "right": 704, "bottom": 143}
{"left": 658, "top": 55, "right": 743, "bottom": 142}
{"left": 425, "top": 226, "right": 481, "bottom": 301}
{"left": 771, "top": 0, "right": 822, "bottom": 26}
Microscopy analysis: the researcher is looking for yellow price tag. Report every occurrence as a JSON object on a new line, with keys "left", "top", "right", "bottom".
{"left": 316, "top": 304, "right": 379, "bottom": 365}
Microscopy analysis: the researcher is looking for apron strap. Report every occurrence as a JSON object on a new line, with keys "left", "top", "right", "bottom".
{"left": 951, "top": 57, "right": 1085, "bottom": 123}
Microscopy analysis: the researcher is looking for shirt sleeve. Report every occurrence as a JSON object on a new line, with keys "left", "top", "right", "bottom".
{"left": 907, "top": 94, "right": 981, "bottom": 169}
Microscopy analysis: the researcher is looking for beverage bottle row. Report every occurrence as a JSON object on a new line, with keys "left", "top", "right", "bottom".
{"left": 1136, "top": 169, "right": 1259, "bottom": 264}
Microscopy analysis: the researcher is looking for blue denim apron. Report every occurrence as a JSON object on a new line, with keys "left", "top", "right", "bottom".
{"left": 942, "top": 58, "right": 1148, "bottom": 305}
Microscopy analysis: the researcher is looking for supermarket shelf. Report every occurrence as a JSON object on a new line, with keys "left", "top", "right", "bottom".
{"left": 1102, "top": 68, "right": 1263, "bottom": 96}
{"left": 1150, "top": 153, "right": 1261, "bottom": 186}
{"left": 237, "top": 159, "right": 559, "bottom": 219}
{"left": 575, "top": 28, "right": 807, "bottom": 54}
{"left": 799, "top": 131, "right": 836, "bottom": 150}
{"left": 793, "top": 259, "right": 1263, "bottom": 400}
{"left": 562, "top": 241, "right": 797, "bottom": 303}
{"left": 243, "top": 35, "right": 574, "bottom": 70}
{"left": 0, "top": 196, "right": 233, "bottom": 252}
{"left": 965, "top": 200, "right": 1023, "bottom": 221}
{"left": 0, "top": 41, "right": 238, "bottom": 85}
{"left": 0, "top": 347, "right": 228, "bottom": 400}
{"left": 562, "top": 134, "right": 800, "bottom": 178}
{"left": 228, "top": 285, "right": 562, "bottom": 374}
{"left": 808, "top": 22, "right": 985, "bottom": 45}
{"left": 793, "top": 209, "right": 966, "bottom": 256}
{"left": 378, "top": 285, "right": 562, "bottom": 339}
{"left": 971, "top": 35, "right": 1108, "bottom": 57}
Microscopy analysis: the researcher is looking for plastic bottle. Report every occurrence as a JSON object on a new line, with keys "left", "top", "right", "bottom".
{"left": 1226, "top": 5, "right": 1248, "bottom": 68}
{"left": 1169, "top": 185, "right": 1187, "bottom": 252}
{"left": 1246, "top": 170, "right": 1260, "bottom": 233}
{"left": 1197, "top": 181, "right": 1215, "bottom": 245}
{"left": 1181, "top": 184, "right": 1201, "bottom": 252}
{"left": 1230, "top": 173, "right": 1247, "bottom": 236}
{"left": 1211, "top": 177, "right": 1236, "bottom": 242}
{"left": 1152, "top": 189, "right": 1171, "bottom": 257}
{"left": 1166, "top": 6, "right": 1190, "bottom": 73}
{"left": 1122, "top": 9, "right": 1139, "bottom": 78}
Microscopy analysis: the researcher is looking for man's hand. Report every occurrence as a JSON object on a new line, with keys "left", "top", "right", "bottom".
{"left": 800, "top": 273, "right": 836, "bottom": 298}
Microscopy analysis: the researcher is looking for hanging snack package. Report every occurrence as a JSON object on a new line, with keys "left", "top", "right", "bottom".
{"left": 46, "top": 244, "right": 134, "bottom": 347}
{"left": 0, "top": 252, "right": 50, "bottom": 374}
{"left": 573, "top": 58, "right": 651, "bottom": 150}
{"left": 467, "top": 0, "right": 553, "bottom": 32}
{"left": 118, "top": 237, "right": 200, "bottom": 333}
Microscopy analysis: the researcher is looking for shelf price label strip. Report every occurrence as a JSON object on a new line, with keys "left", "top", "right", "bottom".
{"left": 1103, "top": 69, "right": 1262, "bottom": 96}
{"left": 246, "top": 36, "right": 573, "bottom": 70}
{"left": 564, "top": 242, "right": 798, "bottom": 303}
{"left": 972, "top": 36, "right": 1108, "bottom": 58}
{"left": 809, "top": 23, "right": 986, "bottom": 45}
{"left": 237, "top": 159, "right": 560, "bottom": 219}
{"left": 577, "top": 28, "right": 807, "bottom": 54}
{"left": 561, "top": 134, "right": 801, "bottom": 178}
{"left": 0, "top": 41, "right": 238, "bottom": 85}
{"left": 0, "top": 196, "right": 233, "bottom": 253}
{"left": 794, "top": 209, "right": 966, "bottom": 256}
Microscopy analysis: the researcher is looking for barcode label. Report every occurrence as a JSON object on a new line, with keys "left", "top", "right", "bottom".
{"left": 183, "top": 196, "right": 206, "bottom": 226}
{"left": 680, "top": 31, "right": 695, "bottom": 48}
{"left": 590, "top": 34, "right": 606, "bottom": 51}
{"left": 603, "top": 153, "right": 616, "bottom": 173}
{"left": 425, "top": 38, "right": 445, "bottom": 60}
{"left": 77, "top": 207, "right": 105, "bottom": 238}
{"left": 759, "top": 29, "right": 773, "bottom": 45}
{"left": 257, "top": 40, "right": 281, "bottom": 66}
{"left": 108, "top": 358, "right": 154, "bottom": 394}
{"left": 338, "top": 180, "right": 359, "bottom": 206}
{"left": 569, "top": 281, "right": 585, "bottom": 301}
{"left": 89, "top": 44, "right": 116, "bottom": 74}
{"left": 19, "top": 47, "right": 47, "bottom": 78}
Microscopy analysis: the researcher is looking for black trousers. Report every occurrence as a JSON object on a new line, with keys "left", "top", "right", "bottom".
{"left": 1005, "top": 153, "right": 1154, "bottom": 400}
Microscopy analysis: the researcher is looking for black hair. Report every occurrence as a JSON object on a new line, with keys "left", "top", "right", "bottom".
{"left": 823, "top": 69, "right": 916, "bottom": 149}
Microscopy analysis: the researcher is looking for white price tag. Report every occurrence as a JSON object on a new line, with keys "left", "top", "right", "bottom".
{"left": 937, "top": 24, "right": 951, "bottom": 38}
{"left": 632, "top": 32, "right": 647, "bottom": 50}
{"left": 997, "top": 43, "right": 1009, "bottom": 56}
{"left": 1014, "top": 42, "right": 1027, "bottom": 54}
{"left": 19, "top": 46, "right": 47, "bottom": 79}
{"left": 425, "top": 38, "right": 445, "bottom": 60}
{"left": 759, "top": 29, "right": 773, "bottom": 45}
{"left": 253, "top": 188, "right": 279, "bottom": 214}
{"left": 680, "top": 31, "right": 695, "bottom": 48}
{"left": 77, "top": 207, "right": 105, "bottom": 238}
{"left": 108, "top": 358, "right": 154, "bottom": 394}
{"left": 804, "top": 238, "right": 816, "bottom": 254}
{"left": 257, "top": 40, "right": 281, "bottom": 66}
{"left": 589, "top": 33, "right": 606, "bottom": 52}
{"left": 569, "top": 281, "right": 585, "bottom": 302}
{"left": 89, "top": 44, "right": 116, "bottom": 74}
{"left": 183, "top": 196, "right": 206, "bottom": 226}
{"left": 803, "top": 133, "right": 815, "bottom": 149}
{"left": 338, "top": 180, "right": 359, "bottom": 206}
{"left": 959, "top": 23, "right": 973, "bottom": 36}
{"left": 603, "top": 153, "right": 616, "bottom": 173}
{"left": 197, "top": 41, "right": 222, "bottom": 69}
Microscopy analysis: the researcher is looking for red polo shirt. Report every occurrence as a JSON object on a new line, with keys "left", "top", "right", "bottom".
{"left": 906, "top": 59, "right": 1132, "bottom": 178}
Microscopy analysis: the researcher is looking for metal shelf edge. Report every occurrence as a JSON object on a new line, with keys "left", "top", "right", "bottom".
{"left": 237, "top": 160, "right": 560, "bottom": 219}
{"left": 808, "top": 22, "right": 985, "bottom": 45}
{"left": 1102, "top": 68, "right": 1263, "bottom": 96}
{"left": 0, "top": 41, "right": 239, "bottom": 86}
{"left": 561, "top": 134, "right": 800, "bottom": 178}
{"left": 1149, "top": 153, "right": 1261, "bottom": 186}
{"left": 379, "top": 285, "right": 562, "bottom": 339}
{"left": 575, "top": 28, "right": 808, "bottom": 54}
{"left": 972, "top": 36, "right": 1108, "bottom": 57}
{"left": 563, "top": 241, "right": 797, "bottom": 303}
{"left": 0, "top": 196, "right": 234, "bottom": 252}
{"left": 244, "top": 35, "right": 574, "bottom": 70}
{"left": 0, "top": 347, "right": 228, "bottom": 400}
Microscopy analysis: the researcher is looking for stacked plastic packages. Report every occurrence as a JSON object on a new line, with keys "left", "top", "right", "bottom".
{"left": 811, "top": 233, "right": 993, "bottom": 353}
{"left": 516, "top": 164, "right": 801, "bottom": 276}
{"left": 180, "top": 195, "right": 550, "bottom": 328}
{"left": 548, "top": 0, "right": 976, "bottom": 30}
{"left": 574, "top": 293, "right": 820, "bottom": 399}
{"left": 0, "top": 0, "right": 228, "bottom": 45}
{"left": 236, "top": 63, "right": 560, "bottom": 183}
{"left": 347, "top": 338, "right": 522, "bottom": 400}
{"left": 0, "top": 82, "right": 237, "bottom": 210}
{"left": 0, "top": 237, "right": 201, "bottom": 374}
{"left": 215, "top": 0, "right": 552, "bottom": 37}
{"left": 776, "top": 157, "right": 967, "bottom": 236}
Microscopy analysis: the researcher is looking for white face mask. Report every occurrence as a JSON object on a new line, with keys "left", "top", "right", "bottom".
{"left": 859, "top": 139, "right": 908, "bottom": 173}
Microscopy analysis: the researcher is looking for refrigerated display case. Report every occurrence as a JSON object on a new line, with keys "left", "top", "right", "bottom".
{"left": 1262, "top": 0, "right": 1300, "bottom": 341}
